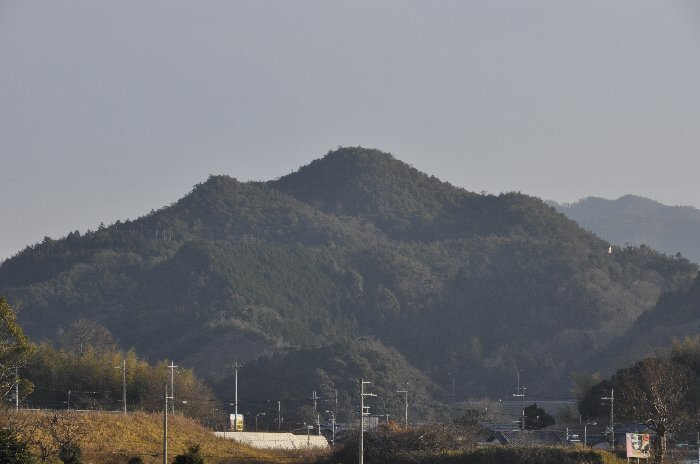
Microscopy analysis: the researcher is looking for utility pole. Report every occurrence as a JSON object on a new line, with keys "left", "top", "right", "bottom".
{"left": 228, "top": 362, "right": 243, "bottom": 431}
{"left": 14, "top": 366, "right": 19, "bottom": 410}
{"left": 167, "top": 361, "right": 178, "bottom": 415}
{"left": 122, "top": 359, "right": 127, "bottom": 414}
{"left": 326, "top": 410, "right": 336, "bottom": 445}
{"left": 311, "top": 390, "right": 320, "bottom": 411}
{"left": 359, "top": 379, "right": 376, "bottom": 464}
{"left": 397, "top": 390, "right": 408, "bottom": 428}
{"left": 447, "top": 372, "right": 455, "bottom": 403}
{"left": 601, "top": 389, "right": 615, "bottom": 449}
{"left": 114, "top": 359, "right": 127, "bottom": 414}
{"left": 255, "top": 412, "right": 265, "bottom": 432}
{"left": 513, "top": 371, "right": 525, "bottom": 432}
{"left": 277, "top": 400, "right": 282, "bottom": 431}
{"left": 163, "top": 383, "right": 169, "bottom": 464}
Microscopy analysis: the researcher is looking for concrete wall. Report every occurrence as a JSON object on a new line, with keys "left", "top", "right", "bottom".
{"left": 215, "top": 431, "right": 330, "bottom": 450}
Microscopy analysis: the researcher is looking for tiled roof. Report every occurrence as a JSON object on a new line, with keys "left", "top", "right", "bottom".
{"left": 492, "top": 430, "right": 568, "bottom": 446}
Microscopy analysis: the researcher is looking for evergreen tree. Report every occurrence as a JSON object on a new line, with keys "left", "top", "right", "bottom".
{"left": 0, "top": 297, "right": 33, "bottom": 400}
{"left": 172, "top": 444, "right": 204, "bottom": 464}
{"left": 523, "top": 403, "right": 555, "bottom": 430}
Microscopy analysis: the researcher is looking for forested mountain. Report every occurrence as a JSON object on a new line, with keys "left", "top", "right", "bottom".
{"left": 598, "top": 273, "right": 700, "bottom": 369}
{"left": 1, "top": 148, "right": 697, "bottom": 421}
{"left": 550, "top": 195, "right": 700, "bottom": 263}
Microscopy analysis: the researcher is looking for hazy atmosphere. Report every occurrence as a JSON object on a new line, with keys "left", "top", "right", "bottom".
{"left": 2, "top": 0, "right": 700, "bottom": 261}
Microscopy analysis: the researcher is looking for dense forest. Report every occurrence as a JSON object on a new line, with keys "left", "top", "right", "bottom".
{"left": 1, "top": 147, "right": 697, "bottom": 422}
{"left": 596, "top": 273, "right": 700, "bottom": 370}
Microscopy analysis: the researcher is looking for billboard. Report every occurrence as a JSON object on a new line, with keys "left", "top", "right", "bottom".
{"left": 229, "top": 414, "right": 244, "bottom": 432}
{"left": 626, "top": 433, "right": 650, "bottom": 458}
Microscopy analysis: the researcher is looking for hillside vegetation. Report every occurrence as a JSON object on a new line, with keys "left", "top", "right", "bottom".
{"left": 21, "top": 342, "right": 218, "bottom": 423}
{"left": 1, "top": 147, "right": 696, "bottom": 422}
{"left": 600, "top": 273, "right": 700, "bottom": 368}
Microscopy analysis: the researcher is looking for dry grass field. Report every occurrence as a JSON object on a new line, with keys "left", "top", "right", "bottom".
{"left": 2, "top": 410, "right": 323, "bottom": 464}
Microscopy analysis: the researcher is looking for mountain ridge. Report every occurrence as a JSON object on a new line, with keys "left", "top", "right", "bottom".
{"left": 1, "top": 148, "right": 696, "bottom": 417}
{"left": 551, "top": 195, "right": 700, "bottom": 263}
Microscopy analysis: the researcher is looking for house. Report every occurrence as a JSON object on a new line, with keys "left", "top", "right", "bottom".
{"left": 486, "top": 430, "right": 568, "bottom": 447}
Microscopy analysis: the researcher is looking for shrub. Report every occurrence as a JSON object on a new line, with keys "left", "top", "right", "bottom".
{"left": 172, "top": 444, "right": 205, "bottom": 464}
{"left": 0, "top": 427, "right": 34, "bottom": 464}
{"left": 58, "top": 442, "right": 82, "bottom": 464}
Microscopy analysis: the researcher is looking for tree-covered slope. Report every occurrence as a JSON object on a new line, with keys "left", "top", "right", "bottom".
{"left": 218, "top": 338, "right": 448, "bottom": 427}
{"left": 598, "top": 273, "right": 700, "bottom": 369}
{"left": 551, "top": 195, "right": 700, "bottom": 263}
{"left": 0, "top": 148, "right": 696, "bottom": 408}
{"left": 272, "top": 147, "right": 590, "bottom": 243}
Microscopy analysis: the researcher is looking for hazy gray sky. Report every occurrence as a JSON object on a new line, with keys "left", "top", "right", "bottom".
{"left": 2, "top": 0, "right": 699, "bottom": 261}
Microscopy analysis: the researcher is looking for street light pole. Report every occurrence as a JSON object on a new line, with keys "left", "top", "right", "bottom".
{"left": 584, "top": 422, "right": 596, "bottom": 447}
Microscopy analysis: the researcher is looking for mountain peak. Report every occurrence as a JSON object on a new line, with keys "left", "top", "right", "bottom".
{"left": 277, "top": 146, "right": 418, "bottom": 189}
{"left": 269, "top": 147, "right": 471, "bottom": 239}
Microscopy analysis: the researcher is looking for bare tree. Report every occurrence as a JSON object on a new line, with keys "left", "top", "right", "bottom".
{"left": 0, "top": 411, "right": 89, "bottom": 463}
{"left": 56, "top": 319, "right": 117, "bottom": 356}
{"left": 1, "top": 411, "right": 57, "bottom": 463}
{"left": 616, "top": 356, "right": 693, "bottom": 464}
{"left": 49, "top": 411, "right": 89, "bottom": 464}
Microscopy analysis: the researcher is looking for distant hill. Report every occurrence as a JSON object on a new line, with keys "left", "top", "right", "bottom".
{"left": 1, "top": 147, "right": 697, "bottom": 418}
{"left": 550, "top": 195, "right": 700, "bottom": 263}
